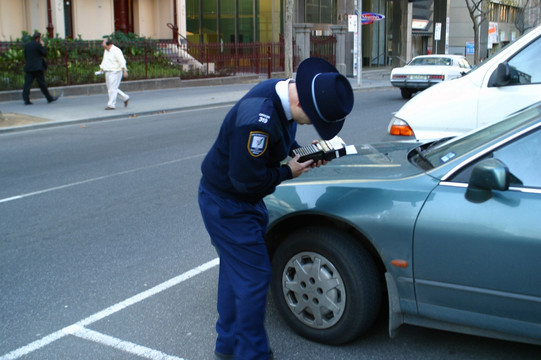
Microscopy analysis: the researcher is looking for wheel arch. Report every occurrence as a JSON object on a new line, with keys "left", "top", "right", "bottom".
{"left": 266, "top": 213, "right": 387, "bottom": 282}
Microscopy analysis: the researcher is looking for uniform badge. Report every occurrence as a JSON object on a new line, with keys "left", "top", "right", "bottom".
{"left": 247, "top": 131, "right": 269, "bottom": 157}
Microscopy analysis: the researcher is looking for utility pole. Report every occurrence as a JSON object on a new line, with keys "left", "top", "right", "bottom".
{"left": 356, "top": 0, "right": 362, "bottom": 87}
{"left": 285, "top": 0, "right": 293, "bottom": 78}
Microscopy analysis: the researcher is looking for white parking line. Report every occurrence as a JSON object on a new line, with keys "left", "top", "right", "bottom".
{"left": 0, "top": 258, "right": 219, "bottom": 360}
{"left": 64, "top": 325, "right": 185, "bottom": 360}
{"left": 0, "top": 154, "right": 205, "bottom": 204}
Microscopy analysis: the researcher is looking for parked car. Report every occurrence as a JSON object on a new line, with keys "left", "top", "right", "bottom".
{"left": 389, "top": 25, "right": 541, "bottom": 140}
{"left": 390, "top": 55, "right": 471, "bottom": 99}
{"left": 264, "top": 101, "right": 541, "bottom": 346}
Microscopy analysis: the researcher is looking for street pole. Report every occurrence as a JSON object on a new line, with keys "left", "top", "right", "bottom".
{"left": 356, "top": 1, "right": 362, "bottom": 88}
{"left": 284, "top": 0, "right": 293, "bottom": 78}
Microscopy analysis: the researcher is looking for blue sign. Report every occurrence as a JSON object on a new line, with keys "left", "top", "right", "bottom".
{"left": 466, "top": 41, "right": 475, "bottom": 55}
{"left": 362, "top": 12, "right": 385, "bottom": 25}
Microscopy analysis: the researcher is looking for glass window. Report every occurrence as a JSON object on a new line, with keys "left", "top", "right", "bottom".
{"left": 203, "top": 1, "right": 218, "bottom": 42}
{"left": 506, "top": 36, "right": 541, "bottom": 84}
{"left": 305, "top": 0, "right": 336, "bottom": 24}
{"left": 449, "top": 128, "right": 541, "bottom": 188}
{"left": 238, "top": 0, "right": 254, "bottom": 42}
{"left": 492, "top": 129, "right": 541, "bottom": 188}
{"left": 258, "top": 0, "right": 281, "bottom": 42}
{"left": 186, "top": 0, "right": 200, "bottom": 43}
{"left": 222, "top": 0, "right": 236, "bottom": 43}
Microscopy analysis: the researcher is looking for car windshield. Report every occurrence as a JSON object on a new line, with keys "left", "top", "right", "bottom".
{"left": 409, "top": 57, "right": 452, "bottom": 66}
{"left": 409, "top": 102, "right": 541, "bottom": 169}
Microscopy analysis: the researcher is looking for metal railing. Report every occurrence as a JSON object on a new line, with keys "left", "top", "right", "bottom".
{"left": 1, "top": 34, "right": 336, "bottom": 91}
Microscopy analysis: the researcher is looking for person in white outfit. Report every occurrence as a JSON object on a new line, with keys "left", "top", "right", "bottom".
{"left": 99, "top": 39, "right": 129, "bottom": 110}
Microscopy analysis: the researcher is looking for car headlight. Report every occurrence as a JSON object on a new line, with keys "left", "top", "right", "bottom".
{"left": 388, "top": 117, "right": 415, "bottom": 136}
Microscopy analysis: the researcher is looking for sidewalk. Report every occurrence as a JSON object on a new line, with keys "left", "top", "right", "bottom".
{"left": 0, "top": 69, "right": 391, "bottom": 133}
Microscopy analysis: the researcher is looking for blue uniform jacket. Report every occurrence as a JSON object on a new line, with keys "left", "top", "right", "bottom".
{"left": 201, "top": 79, "right": 300, "bottom": 204}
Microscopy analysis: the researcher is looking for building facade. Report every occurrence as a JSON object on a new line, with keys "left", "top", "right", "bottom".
{"left": 2, "top": 0, "right": 537, "bottom": 74}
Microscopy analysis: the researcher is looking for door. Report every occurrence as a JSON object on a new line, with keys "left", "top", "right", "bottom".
{"left": 477, "top": 35, "right": 541, "bottom": 128}
{"left": 114, "top": 0, "right": 133, "bottom": 34}
{"left": 413, "top": 128, "right": 541, "bottom": 340}
{"left": 64, "top": 0, "right": 73, "bottom": 39}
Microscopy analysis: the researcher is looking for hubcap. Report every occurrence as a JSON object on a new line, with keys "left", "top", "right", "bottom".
{"left": 281, "top": 251, "right": 345, "bottom": 329}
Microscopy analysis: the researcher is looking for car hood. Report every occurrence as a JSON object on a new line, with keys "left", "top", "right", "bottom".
{"left": 282, "top": 141, "right": 425, "bottom": 185}
{"left": 393, "top": 75, "right": 482, "bottom": 139}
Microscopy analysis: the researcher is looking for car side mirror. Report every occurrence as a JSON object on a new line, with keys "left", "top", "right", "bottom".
{"left": 465, "top": 158, "right": 509, "bottom": 203}
{"left": 488, "top": 62, "right": 511, "bottom": 87}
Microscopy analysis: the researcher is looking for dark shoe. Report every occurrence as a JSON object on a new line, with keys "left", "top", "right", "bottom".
{"left": 48, "top": 96, "right": 59, "bottom": 103}
{"left": 214, "top": 350, "right": 272, "bottom": 359}
{"left": 105, "top": 106, "right": 115, "bottom": 110}
{"left": 124, "top": 99, "right": 129, "bottom": 107}
{"left": 24, "top": 101, "right": 33, "bottom": 105}
{"left": 214, "top": 351, "right": 233, "bottom": 360}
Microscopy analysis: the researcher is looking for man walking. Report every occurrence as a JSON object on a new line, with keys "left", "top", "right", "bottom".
{"left": 99, "top": 39, "right": 129, "bottom": 110}
{"left": 198, "top": 57, "right": 354, "bottom": 360}
{"left": 22, "top": 32, "right": 58, "bottom": 105}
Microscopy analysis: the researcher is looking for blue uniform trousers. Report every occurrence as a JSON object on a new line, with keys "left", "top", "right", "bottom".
{"left": 198, "top": 183, "right": 272, "bottom": 360}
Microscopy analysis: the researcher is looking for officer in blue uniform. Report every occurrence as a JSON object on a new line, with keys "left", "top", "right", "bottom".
{"left": 198, "top": 57, "right": 354, "bottom": 360}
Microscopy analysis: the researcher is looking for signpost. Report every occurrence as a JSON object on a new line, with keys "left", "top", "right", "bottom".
{"left": 349, "top": 9, "right": 385, "bottom": 85}
{"left": 435, "top": 22, "right": 441, "bottom": 54}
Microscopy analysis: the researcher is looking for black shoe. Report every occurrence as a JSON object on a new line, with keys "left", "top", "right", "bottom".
{"left": 214, "top": 351, "right": 233, "bottom": 360}
{"left": 214, "top": 350, "right": 273, "bottom": 359}
{"left": 48, "top": 96, "right": 59, "bottom": 103}
{"left": 24, "top": 101, "right": 33, "bottom": 105}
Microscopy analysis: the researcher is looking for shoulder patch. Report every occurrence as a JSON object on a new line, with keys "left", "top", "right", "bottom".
{"left": 247, "top": 131, "right": 269, "bottom": 157}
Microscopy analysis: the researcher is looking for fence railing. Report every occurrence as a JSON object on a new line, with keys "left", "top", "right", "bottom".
{"left": 184, "top": 39, "right": 301, "bottom": 77}
{"left": 1, "top": 35, "right": 335, "bottom": 91}
{"left": 310, "top": 35, "right": 336, "bottom": 66}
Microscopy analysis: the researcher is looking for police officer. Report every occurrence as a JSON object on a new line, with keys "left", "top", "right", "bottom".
{"left": 198, "top": 57, "right": 354, "bottom": 360}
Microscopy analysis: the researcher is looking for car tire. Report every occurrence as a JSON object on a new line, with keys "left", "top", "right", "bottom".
{"left": 270, "top": 226, "right": 382, "bottom": 345}
{"left": 400, "top": 88, "right": 414, "bottom": 99}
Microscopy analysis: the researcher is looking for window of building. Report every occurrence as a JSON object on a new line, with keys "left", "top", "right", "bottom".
{"left": 305, "top": 0, "right": 336, "bottom": 24}
{"left": 186, "top": 0, "right": 281, "bottom": 44}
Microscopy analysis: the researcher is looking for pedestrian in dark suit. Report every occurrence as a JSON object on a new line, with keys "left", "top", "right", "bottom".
{"left": 22, "top": 32, "right": 58, "bottom": 105}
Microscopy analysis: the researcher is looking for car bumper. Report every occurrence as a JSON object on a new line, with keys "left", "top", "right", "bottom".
{"left": 390, "top": 80, "right": 442, "bottom": 90}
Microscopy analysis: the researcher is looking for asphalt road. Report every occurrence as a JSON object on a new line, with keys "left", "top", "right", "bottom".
{"left": 1, "top": 89, "right": 540, "bottom": 359}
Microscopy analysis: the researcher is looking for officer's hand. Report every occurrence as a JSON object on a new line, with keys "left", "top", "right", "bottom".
{"left": 311, "top": 159, "right": 329, "bottom": 168}
{"left": 287, "top": 155, "right": 314, "bottom": 178}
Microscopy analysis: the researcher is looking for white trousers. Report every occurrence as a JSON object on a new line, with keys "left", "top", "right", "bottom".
{"left": 105, "top": 71, "right": 129, "bottom": 108}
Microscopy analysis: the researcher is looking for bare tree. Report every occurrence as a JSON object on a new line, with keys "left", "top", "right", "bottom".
{"left": 465, "top": 0, "right": 490, "bottom": 64}
{"left": 515, "top": 0, "right": 541, "bottom": 35}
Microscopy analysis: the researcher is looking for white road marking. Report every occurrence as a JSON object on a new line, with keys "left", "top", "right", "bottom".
{"left": 0, "top": 258, "right": 219, "bottom": 360}
{"left": 64, "top": 325, "right": 185, "bottom": 360}
{"left": 0, "top": 154, "right": 205, "bottom": 204}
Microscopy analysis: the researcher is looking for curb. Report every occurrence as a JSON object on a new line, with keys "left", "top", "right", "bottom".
{"left": 0, "top": 100, "right": 240, "bottom": 134}
{"left": 0, "top": 74, "right": 274, "bottom": 102}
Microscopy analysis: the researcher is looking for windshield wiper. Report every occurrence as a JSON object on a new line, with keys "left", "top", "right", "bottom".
{"left": 412, "top": 146, "right": 434, "bottom": 170}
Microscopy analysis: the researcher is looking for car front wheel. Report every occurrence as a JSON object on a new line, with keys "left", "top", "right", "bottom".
{"left": 270, "top": 227, "right": 382, "bottom": 345}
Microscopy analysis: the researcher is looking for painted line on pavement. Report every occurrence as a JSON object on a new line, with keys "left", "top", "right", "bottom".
{"left": 63, "top": 325, "right": 185, "bottom": 360}
{"left": 0, "top": 153, "right": 205, "bottom": 204}
{"left": 0, "top": 258, "right": 219, "bottom": 360}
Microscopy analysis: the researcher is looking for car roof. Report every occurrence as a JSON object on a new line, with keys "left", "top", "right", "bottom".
{"left": 412, "top": 55, "right": 464, "bottom": 59}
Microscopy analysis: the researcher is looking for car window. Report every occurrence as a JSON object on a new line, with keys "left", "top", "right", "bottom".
{"left": 449, "top": 128, "right": 541, "bottom": 188}
{"left": 492, "top": 129, "right": 541, "bottom": 187}
{"left": 506, "top": 36, "right": 541, "bottom": 85}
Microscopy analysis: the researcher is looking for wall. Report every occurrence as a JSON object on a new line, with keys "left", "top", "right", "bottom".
{"left": 72, "top": 0, "right": 114, "bottom": 39}
{"left": 0, "top": 0, "right": 26, "bottom": 40}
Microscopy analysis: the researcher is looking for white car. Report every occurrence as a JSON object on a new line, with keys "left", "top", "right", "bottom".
{"left": 389, "top": 25, "right": 541, "bottom": 140}
{"left": 390, "top": 55, "right": 472, "bottom": 99}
